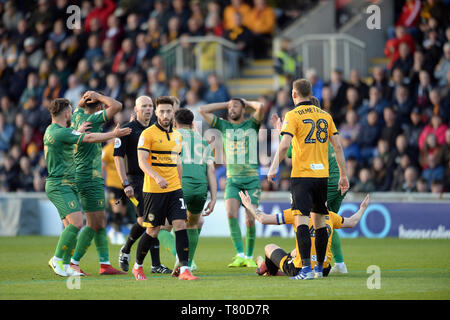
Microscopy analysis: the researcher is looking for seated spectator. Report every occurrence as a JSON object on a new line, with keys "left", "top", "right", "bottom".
{"left": 0, "top": 155, "right": 19, "bottom": 191}
{"left": 84, "top": 34, "right": 103, "bottom": 66}
{"left": 112, "top": 38, "right": 136, "bottom": 73}
{"left": 103, "top": 73, "right": 122, "bottom": 101}
{"left": 49, "top": 19, "right": 67, "bottom": 45}
{"left": 431, "top": 179, "right": 444, "bottom": 194}
{"left": 399, "top": 165, "right": 419, "bottom": 192}
{"left": 224, "top": 0, "right": 251, "bottom": 30}
{"left": 369, "top": 66, "right": 390, "bottom": 99}
{"left": 162, "top": 16, "right": 181, "bottom": 44}
{"left": 320, "top": 85, "right": 333, "bottom": 114}
{"left": 19, "top": 72, "right": 42, "bottom": 109}
{"left": 419, "top": 133, "right": 442, "bottom": 169}
{"left": 337, "top": 87, "right": 361, "bottom": 125}
{"left": 54, "top": 55, "right": 71, "bottom": 89}
{"left": 74, "top": 59, "right": 91, "bottom": 85}
{"left": 418, "top": 114, "right": 448, "bottom": 150}
{"left": 421, "top": 153, "right": 444, "bottom": 189}
{"left": 353, "top": 167, "right": 376, "bottom": 193}
{"left": 394, "top": 0, "right": 421, "bottom": 31}
{"left": 413, "top": 69, "right": 433, "bottom": 110}
{"left": 402, "top": 107, "right": 425, "bottom": 149}
{"left": 391, "top": 42, "right": 414, "bottom": 76}
{"left": 17, "top": 156, "right": 34, "bottom": 192}
{"left": 305, "top": 69, "right": 324, "bottom": 101}
{"left": 2, "top": 1, "right": 24, "bottom": 31}
{"left": 149, "top": 0, "right": 171, "bottom": 29}
{"left": 144, "top": 68, "right": 169, "bottom": 98}
{"left": 392, "top": 85, "right": 413, "bottom": 124}
{"left": 135, "top": 33, "right": 153, "bottom": 67}
{"left": 439, "top": 128, "right": 450, "bottom": 191}
{"left": 274, "top": 38, "right": 302, "bottom": 88}
{"left": 20, "top": 123, "right": 43, "bottom": 156}
{"left": 205, "top": 1, "right": 223, "bottom": 35}
{"left": 384, "top": 25, "right": 415, "bottom": 70}
{"left": 84, "top": 0, "right": 116, "bottom": 32}
{"left": 0, "top": 56, "right": 14, "bottom": 97}
{"left": 341, "top": 135, "right": 361, "bottom": 162}
{"left": 169, "top": 0, "right": 191, "bottom": 34}
{"left": 339, "top": 109, "right": 361, "bottom": 145}
{"left": 346, "top": 156, "right": 359, "bottom": 188}
{"left": 23, "top": 37, "right": 44, "bottom": 71}
{"left": 224, "top": 13, "right": 254, "bottom": 60}
{"left": 187, "top": 16, "right": 205, "bottom": 37}
{"left": 23, "top": 95, "right": 50, "bottom": 133}
{"left": 145, "top": 18, "right": 163, "bottom": 52}
{"left": 1, "top": 95, "right": 16, "bottom": 125}
{"left": 328, "top": 69, "right": 349, "bottom": 118}
{"left": 267, "top": 89, "right": 290, "bottom": 126}
{"left": 10, "top": 54, "right": 34, "bottom": 102}
{"left": 422, "top": 29, "right": 442, "bottom": 70}
{"left": 105, "top": 14, "right": 123, "bottom": 50}
{"left": 371, "top": 156, "right": 393, "bottom": 191}
{"left": 184, "top": 89, "right": 207, "bottom": 129}
{"left": 416, "top": 177, "right": 429, "bottom": 192}
{"left": 408, "top": 50, "right": 432, "bottom": 87}
{"left": 380, "top": 107, "right": 401, "bottom": 148}
{"left": 124, "top": 13, "right": 141, "bottom": 40}
{"left": 386, "top": 68, "right": 407, "bottom": 102}
{"left": 247, "top": 0, "right": 276, "bottom": 59}
{"left": 349, "top": 69, "right": 369, "bottom": 102}
{"left": 434, "top": 42, "right": 450, "bottom": 86}
{"left": 42, "top": 73, "right": 64, "bottom": 102}
{"left": 11, "top": 113, "right": 24, "bottom": 148}
{"left": 375, "top": 138, "right": 395, "bottom": 169}
{"left": 357, "top": 86, "right": 388, "bottom": 120}
{"left": 391, "top": 153, "right": 412, "bottom": 191}
{"left": 64, "top": 75, "right": 85, "bottom": 110}
{"left": 428, "top": 88, "right": 448, "bottom": 123}
{"left": 357, "top": 110, "right": 381, "bottom": 164}
{"left": 169, "top": 76, "right": 187, "bottom": 104}
{"left": 392, "top": 134, "right": 420, "bottom": 169}
{"left": 0, "top": 112, "right": 14, "bottom": 152}
{"left": 204, "top": 73, "right": 230, "bottom": 106}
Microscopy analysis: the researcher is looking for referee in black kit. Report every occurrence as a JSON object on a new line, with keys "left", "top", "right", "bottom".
{"left": 114, "top": 95, "right": 171, "bottom": 274}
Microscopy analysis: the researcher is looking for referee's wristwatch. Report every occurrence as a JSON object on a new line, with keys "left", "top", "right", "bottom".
{"left": 122, "top": 180, "right": 131, "bottom": 188}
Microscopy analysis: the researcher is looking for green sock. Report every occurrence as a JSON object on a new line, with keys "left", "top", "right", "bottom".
{"left": 158, "top": 229, "right": 176, "bottom": 257}
{"left": 331, "top": 230, "right": 344, "bottom": 263}
{"left": 245, "top": 225, "right": 256, "bottom": 258}
{"left": 54, "top": 224, "right": 79, "bottom": 259}
{"left": 228, "top": 218, "right": 244, "bottom": 255}
{"left": 94, "top": 228, "right": 110, "bottom": 263}
{"left": 187, "top": 229, "right": 199, "bottom": 267}
{"left": 72, "top": 226, "right": 96, "bottom": 262}
{"left": 63, "top": 228, "right": 78, "bottom": 265}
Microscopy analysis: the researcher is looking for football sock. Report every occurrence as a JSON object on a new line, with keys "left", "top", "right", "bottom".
{"left": 54, "top": 224, "right": 79, "bottom": 259}
{"left": 296, "top": 225, "right": 311, "bottom": 267}
{"left": 94, "top": 228, "right": 110, "bottom": 264}
{"left": 187, "top": 228, "right": 199, "bottom": 267}
{"left": 157, "top": 229, "right": 177, "bottom": 257}
{"left": 136, "top": 232, "right": 153, "bottom": 265}
{"left": 175, "top": 229, "right": 189, "bottom": 267}
{"left": 331, "top": 230, "right": 345, "bottom": 263}
{"left": 265, "top": 255, "right": 279, "bottom": 276}
{"left": 122, "top": 223, "right": 146, "bottom": 254}
{"left": 315, "top": 227, "right": 328, "bottom": 267}
{"left": 63, "top": 227, "right": 78, "bottom": 265}
{"left": 245, "top": 225, "right": 256, "bottom": 258}
{"left": 72, "top": 226, "right": 96, "bottom": 262}
{"left": 148, "top": 235, "right": 161, "bottom": 267}
{"left": 228, "top": 218, "right": 244, "bottom": 255}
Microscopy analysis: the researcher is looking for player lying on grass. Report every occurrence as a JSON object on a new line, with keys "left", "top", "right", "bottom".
{"left": 238, "top": 191, "right": 369, "bottom": 278}
{"left": 45, "top": 98, "right": 131, "bottom": 277}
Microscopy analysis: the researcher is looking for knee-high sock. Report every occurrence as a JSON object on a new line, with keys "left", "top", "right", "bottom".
{"left": 55, "top": 224, "right": 79, "bottom": 259}
{"left": 228, "top": 218, "right": 244, "bottom": 255}
{"left": 135, "top": 232, "right": 154, "bottom": 265}
{"left": 122, "top": 223, "right": 146, "bottom": 254}
{"left": 157, "top": 229, "right": 176, "bottom": 257}
{"left": 315, "top": 227, "right": 328, "bottom": 267}
{"left": 148, "top": 236, "right": 161, "bottom": 267}
{"left": 296, "top": 225, "right": 311, "bottom": 267}
{"left": 63, "top": 227, "right": 78, "bottom": 264}
{"left": 187, "top": 229, "right": 199, "bottom": 267}
{"left": 94, "top": 228, "right": 109, "bottom": 264}
{"left": 175, "top": 229, "right": 189, "bottom": 267}
{"left": 331, "top": 230, "right": 344, "bottom": 263}
{"left": 72, "top": 226, "right": 96, "bottom": 262}
{"left": 245, "top": 225, "right": 256, "bottom": 258}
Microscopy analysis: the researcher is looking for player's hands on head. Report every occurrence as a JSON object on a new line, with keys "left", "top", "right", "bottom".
{"left": 338, "top": 176, "right": 349, "bottom": 195}
{"left": 83, "top": 90, "right": 102, "bottom": 102}
{"left": 113, "top": 123, "right": 132, "bottom": 137}
{"left": 78, "top": 121, "right": 92, "bottom": 133}
{"left": 360, "top": 194, "right": 370, "bottom": 210}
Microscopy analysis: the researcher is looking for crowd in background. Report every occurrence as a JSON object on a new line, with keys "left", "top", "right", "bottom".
{"left": 0, "top": 0, "right": 448, "bottom": 195}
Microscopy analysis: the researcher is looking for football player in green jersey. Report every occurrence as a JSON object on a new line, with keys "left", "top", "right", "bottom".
{"left": 173, "top": 108, "right": 217, "bottom": 271}
{"left": 199, "top": 98, "right": 264, "bottom": 267}
{"left": 69, "top": 91, "right": 128, "bottom": 275}
{"left": 45, "top": 98, "right": 131, "bottom": 277}
{"left": 271, "top": 96, "right": 349, "bottom": 273}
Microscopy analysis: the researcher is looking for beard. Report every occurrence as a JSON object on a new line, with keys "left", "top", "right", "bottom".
{"left": 230, "top": 112, "right": 241, "bottom": 121}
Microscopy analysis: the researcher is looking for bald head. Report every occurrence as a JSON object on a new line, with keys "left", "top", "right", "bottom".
{"left": 135, "top": 95, "right": 154, "bottom": 125}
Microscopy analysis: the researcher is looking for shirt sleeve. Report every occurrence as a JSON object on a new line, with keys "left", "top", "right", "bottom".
{"left": 211, "top": 115, "right": 225, "bottom": 132}
{"left": 281, "top": 209, "right": 294, "bottom": 225}
{"left": 57, "top": 127, "right": 86, "bottom": 146}
{"left": 330, "top": 212, "right": 344, "bottom": 230}
{"left": 204, "top": 140, "right": 215, "bottom": 164}
{"left": 280, "top": 111, "right": 297, "bottom": 137}
{"left": 113, "top": 134, "right": 127, "bottom": 157}
{"left": 137, "top": 130, "right": 151, "bottom": 152}
{"left": 328, "top": 115, "right": 339, "bottom": 137}
{"left": 88, "top": 109, "right": 108, "bottom": 125}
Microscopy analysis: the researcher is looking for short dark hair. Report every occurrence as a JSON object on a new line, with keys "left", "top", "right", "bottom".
{"left": 293, "top": 79, "right": 312, "bottom": 98}
{"left": 174, "top": 108, "right": 194, "bottom": 125}
{"left": 230, "top": 98, "right": 245, "bottom": 108}
{"left": 156, "top": 96, "right": 174, "bottom": 107}
{"left": 84, "top": 99, "right": 102, "bottom": 109}
{"left": 49, "top": 98, "right": 71, "bottom": 116}
{"left": 311, "top": 96, "right": 320, "bottom": 108}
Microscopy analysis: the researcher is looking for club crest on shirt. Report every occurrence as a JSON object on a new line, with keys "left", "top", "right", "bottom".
{"left": 138, "top": 137, "right": 145, "bottom": 147}
{"left": 114, "top": 138, "right": 121, "bottom": 148}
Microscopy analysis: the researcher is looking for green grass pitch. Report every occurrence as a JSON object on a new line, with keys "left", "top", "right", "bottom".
{"left": 0, "top": 236, "right": 449, "bottom": 300}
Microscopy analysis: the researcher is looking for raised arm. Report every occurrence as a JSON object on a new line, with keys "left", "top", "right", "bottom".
{"left": 83, "top": 91, "right": 123, "bottom": 121}
{"left": 198, "top": 101, "right": 228, "bottom": 126}
{"left": 82, "top": 124, "right": 131, "bottom": 143}
{"left": 244, "top": 99, "right": 265, "bottom": 123}
{"left": 342, "top": 194, "right": 370, "bottom": 228}
{"left": 238, "top": 191, "right": 278, "bottom": 225}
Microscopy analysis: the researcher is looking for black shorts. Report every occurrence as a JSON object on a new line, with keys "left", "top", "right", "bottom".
{"left": 129, "top": 175, "right": 144, "bottom": 217}
{"left": 270, "top": 249, "right": 300, "bottom": 277}
{"left": 142, "top": 189, "right": 187, "bottom": 227}
{"left": 106, "top": 187, "right": 127, "bottom": 206}
{"left": 290, "top": 177, "right": 328, "bottom": 216}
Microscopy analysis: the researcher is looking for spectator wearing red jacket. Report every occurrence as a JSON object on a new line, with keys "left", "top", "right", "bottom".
{"left": 418, "top": 114, "right": 449, "bottom": 150}
{"left": 396, "top": 0, "right": 421, "bottom": 28}
{"left": 84, "top": 0, "right": 116, "bottom": 33}
{"left": 385, "top": 26, "right": 415, "bottom": 70}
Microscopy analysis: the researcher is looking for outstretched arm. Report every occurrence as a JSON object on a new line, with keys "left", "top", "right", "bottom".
{"left": 342, "top": 194, "right": 370, "bottom": 228}
{"left": 239, "top": 191, "right": 277, "bottom": 224}
{"left": 198, "top": 101, "right": 228, "bottom": 126}
{"left": 82, "top": 124, "right": 131, "bottom": 143}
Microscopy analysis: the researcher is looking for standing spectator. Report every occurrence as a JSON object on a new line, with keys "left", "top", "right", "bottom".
{"left": 84, "top": 0, "right": 116, "bottom": 32}
{"left": 224, "top": 13, "right": 254, "bottom": 63}
{"left": 395, "top": 0, "right": 421, "bottom": 30}
{"left": 247, "top": 0, "right": 276, "bottom": 59}
{"left": 418, "top": 114, "right": 448, "bottom": 150}
{"left": 224, "top": 0, "right": 251, "bottom": 30}
{"left": 274, "top": 38, "right": 302, "bottom": 88}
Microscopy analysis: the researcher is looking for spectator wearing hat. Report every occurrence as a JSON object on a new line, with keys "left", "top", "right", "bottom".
{"left": 23, "top": 37, "right": 44, "bottom": 70}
